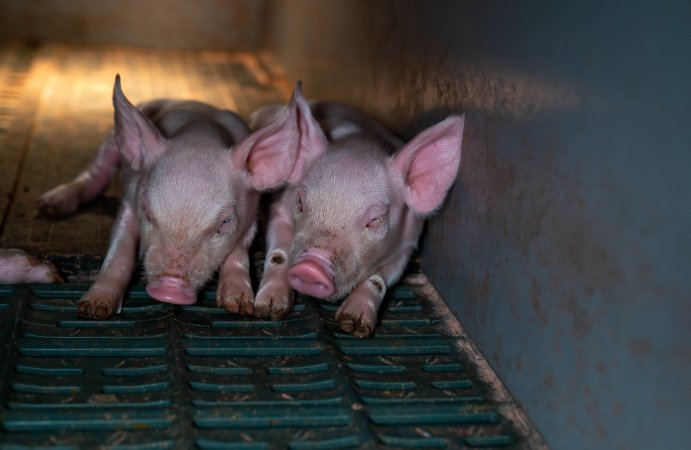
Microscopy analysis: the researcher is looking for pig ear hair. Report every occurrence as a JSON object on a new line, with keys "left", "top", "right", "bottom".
{"left": 390, "top": 115, "right": 464, "bottom": 216}
{"left": 112, "top": 74, "right": 166, "bottom": 171}
{"left": 233, "top": 81, "right": 328, "bottom": 191}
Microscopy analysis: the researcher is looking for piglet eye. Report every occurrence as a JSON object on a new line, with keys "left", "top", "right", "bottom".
{"left": 139, "top": 191, "right": 153, "bottom": 224}
{"left": 140, "top": 204, "right": 152, "bottom": 224}
{"left": 363, "top": 203, "right": 389, "bottom": 234}
{"left": 217, "top": 214, "right": 237, "bottom": 234}
{"left": 366, "top": 216, "right": 385, "bottom": 230}
{"left": 296, "top": 187, "right": 306, "bottom": 215}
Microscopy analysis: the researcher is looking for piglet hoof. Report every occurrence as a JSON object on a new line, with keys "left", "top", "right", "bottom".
{"left": 77, "top": 298, "right": 115, "bottom": 320}
{"left": 216, "top": 283, "right": 254, "bottom": 316}
{"left": 35, "top": 184, "right": 81, "bottom": 216}
{"left": 254, "top": 298, "right": 292, "bottom": 321}
{"left": 335, "top": 310, "right": 375, "bottom": 338}
{"left": 254, "top": 284, "right": 294, "bottom": 321}
{"left": 28, "top": 257, "right": 64, "bottom": 284}
{"left": 254, "top": 292, "right": 293, "bottom": 321}
{"left": 0, "top": 249, "right": 64, "bottom": 284}
{"left": 42, "top": 261, "right": 64, "bottom": 284}
{"left": 76, "top": 284, "right": 122, "bottom": 320}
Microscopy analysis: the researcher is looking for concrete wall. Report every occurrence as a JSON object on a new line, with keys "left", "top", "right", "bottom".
{"left": 263, "top": 1, "right": 691, "bottom": 449}
{"left": 0, "top": 0, "right": 264, "bottom": 50}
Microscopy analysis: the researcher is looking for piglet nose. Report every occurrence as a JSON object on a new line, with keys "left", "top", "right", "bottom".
{"left": 146, "top": 276, "right": 197, "bottom": 305}
{"left": 288, "top": 249, "right": 335, "bottom": 299}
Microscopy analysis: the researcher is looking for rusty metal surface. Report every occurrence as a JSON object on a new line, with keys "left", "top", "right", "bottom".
{"left": 263, "top": 1, "right": 691, "bottom": 449}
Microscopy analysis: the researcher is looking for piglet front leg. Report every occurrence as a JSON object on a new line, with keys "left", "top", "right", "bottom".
{"left": 253, "top": 197, "right": 295, "bottom": 320}
{"left": 335, "top": 249, "right": 414, "bottom": 337}
{"left": 78, "top": 203, "right": 138, "bottom": 319}
{"left": 216, "top": 223, "right": 257, "bottom": 315}
{"left": 335, "top": 276, "right": 386, "bottom": 338}
{"left": 0, "top": 249, "right": 64, "bottom": 284}
{"left": 253, "top": 251, "right": 294, "bottom": 320}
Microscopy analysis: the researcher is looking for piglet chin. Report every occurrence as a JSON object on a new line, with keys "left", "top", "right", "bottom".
{"left": 146, "top": 276, "right": 197, "bottom": 305}
{"left": 288, "top": 256, "right": 336, "bottom": 299}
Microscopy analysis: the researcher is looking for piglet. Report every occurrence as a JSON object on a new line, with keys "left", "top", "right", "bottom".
{"left": 36, "top": 75, "right": 314, "bottom": 319}
{"left": 0, "top": 249, "right": 63, "bottom": 284}
{"left": 248, "top": 85, "right": 464, "bottom": 337}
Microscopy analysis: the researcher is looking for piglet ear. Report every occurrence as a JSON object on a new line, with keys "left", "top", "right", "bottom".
{"left": 233, "top": 81, "right": 328, "bottom": 191}
{"left": 390, "top": 115, "right": 464, "bottom": 215}
{"left": 112, "top": 74, "right": 166, "bottom": 171}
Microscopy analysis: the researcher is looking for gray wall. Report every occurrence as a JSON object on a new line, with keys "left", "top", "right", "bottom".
{"left": 264, "top": 1, "right": 691, "bottom": 449}
{"left": 0, "top": 0, "right": 264, "bottom": 50}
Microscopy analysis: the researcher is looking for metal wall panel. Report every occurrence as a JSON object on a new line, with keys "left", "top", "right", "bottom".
{"left": 0, "top": 0, "right": 264, "bottom": 50}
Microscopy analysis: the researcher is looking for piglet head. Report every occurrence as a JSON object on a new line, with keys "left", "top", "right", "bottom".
{"left": 113, "top": 75, "right": 322, "bottom": 304}
{"left": 287, "top": 113, "right": 464, "bottom": 303}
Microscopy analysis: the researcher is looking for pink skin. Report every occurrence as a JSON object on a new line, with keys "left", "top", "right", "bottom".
{"left": 288, "top": 247, "right": 336, "bottom": 298}
{"left": 249, "top": 87, "right": 464, "bottom": 337}
{"left": 37, "top": 75, "right": 312, "bottom": 319}
{"left": 0, "top": 249, "right": 64, "bottom": 284}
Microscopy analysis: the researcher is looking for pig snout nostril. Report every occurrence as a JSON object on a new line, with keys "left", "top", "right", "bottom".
{"left": 288, "top": 251, "right": 336, "bottom": 299}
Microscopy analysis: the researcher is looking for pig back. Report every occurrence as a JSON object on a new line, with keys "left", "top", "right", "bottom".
{"left": 137, "top": 99, "right": 247, "bottom": 145}
{"left": 309, "top": 101, "right": 404, "bottom": 153}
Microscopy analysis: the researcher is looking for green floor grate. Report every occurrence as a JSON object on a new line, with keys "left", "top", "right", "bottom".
{"left": 0, "top": 281, "right": 527, "bottom": 449}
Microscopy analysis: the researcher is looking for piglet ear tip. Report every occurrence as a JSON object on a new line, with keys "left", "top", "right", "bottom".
{"left": 114, "top": 74, "right": 122, "bottom": 90}
{"left": 113, "top": 74, "right": 126, "bottom": 103}
{"left": 442, "top": 114, "right": 465, "bottom": 152}
{"left": 446, "top": 114, "right": 465, "bottom": 131}
{"left": 291, "top": 80, "right": 305, "bottom": 104}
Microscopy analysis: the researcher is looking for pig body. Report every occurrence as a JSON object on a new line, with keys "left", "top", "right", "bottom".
{"left": 37, "top": 75, "right": 315, "bottom": 319}
{"left": 0, "top": 249, "right": 63, "bottom": 284}
{"left": 249, "top": 90, "right": 464, "bottom": 337}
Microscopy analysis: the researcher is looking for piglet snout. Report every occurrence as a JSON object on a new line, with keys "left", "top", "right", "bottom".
{"left": 288, "top": 249, "right": 335, "bottom": 298}
{"left": 146, "top": 276, "right": 197, "bottom": 305}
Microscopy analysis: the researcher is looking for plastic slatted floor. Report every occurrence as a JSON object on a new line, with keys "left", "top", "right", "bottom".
{"left": 0, "top": 281, "right": 522, "bottom": 449}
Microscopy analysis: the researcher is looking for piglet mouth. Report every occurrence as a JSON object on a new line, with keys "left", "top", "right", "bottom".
{"left": 146, "top": 275, "right": 197, "bottom": 305}
{"left": 288, "top": 249, "right": 336, "bottom": 299}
